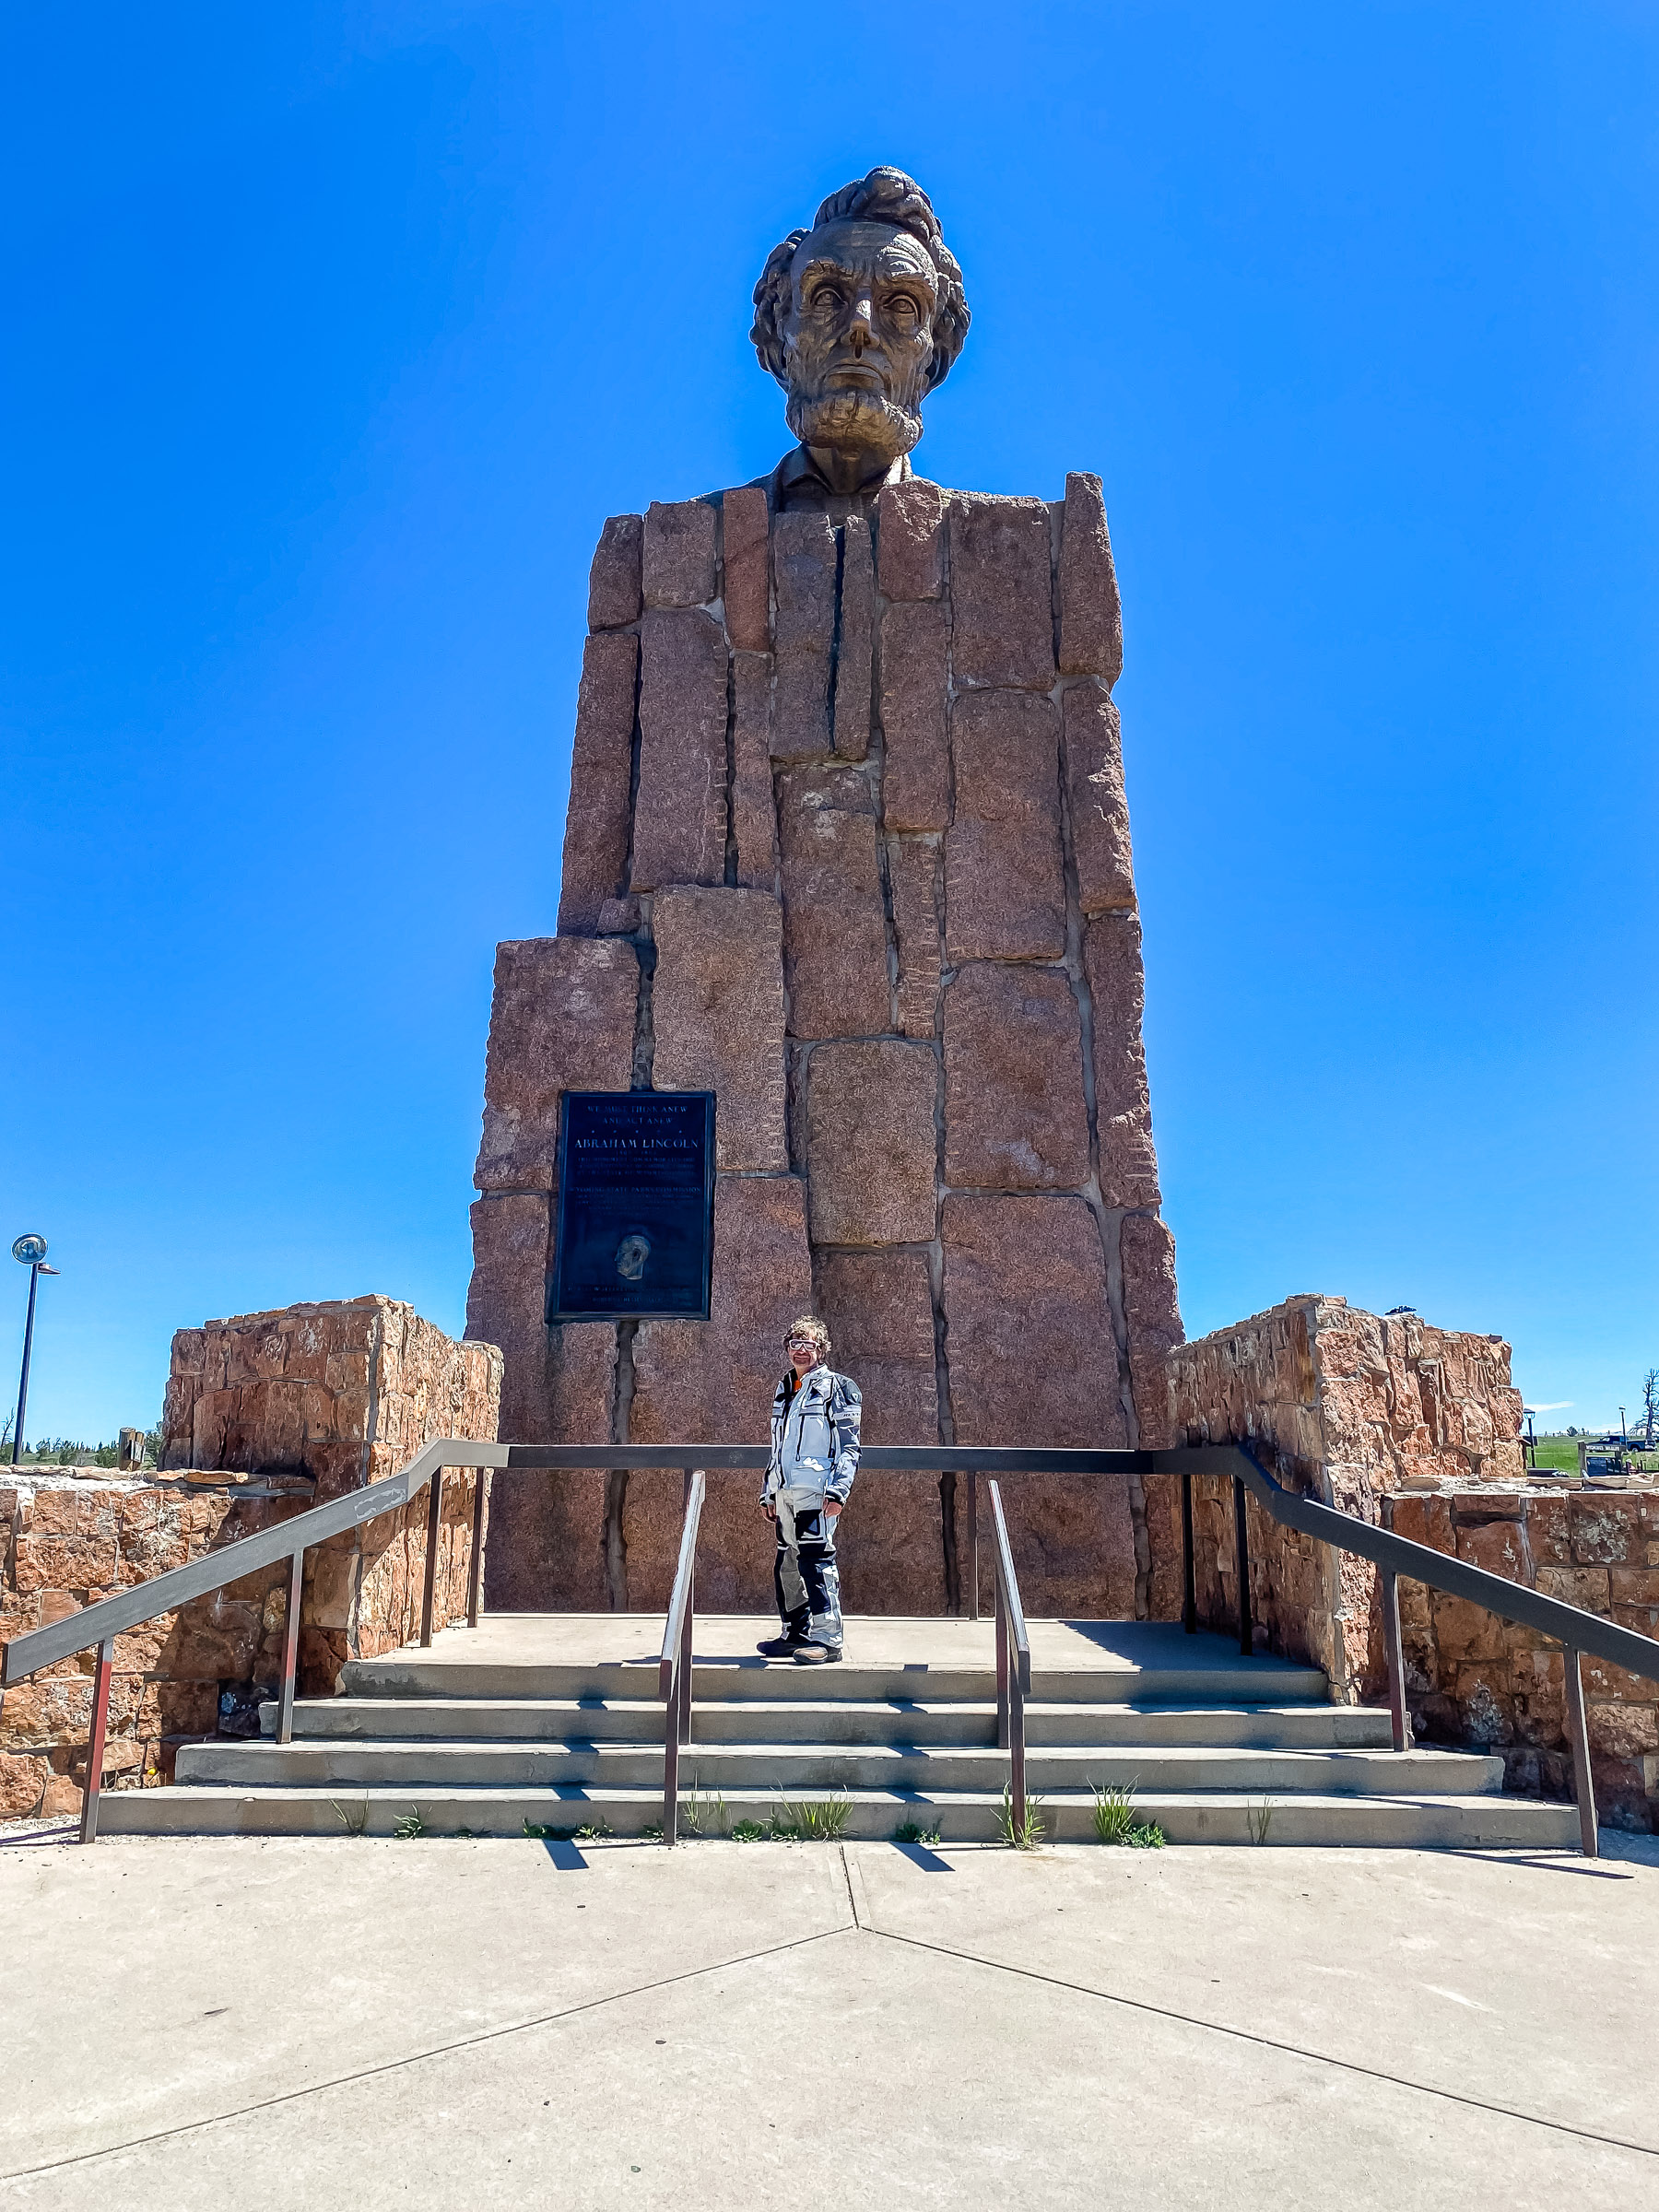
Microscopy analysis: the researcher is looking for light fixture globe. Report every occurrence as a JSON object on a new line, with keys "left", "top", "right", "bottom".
{"left": 11, "top": 1235, "right": 47, "bottom": 1266}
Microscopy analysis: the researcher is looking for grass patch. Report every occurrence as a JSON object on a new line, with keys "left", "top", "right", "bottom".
{"left": 997, "top": 1781, "right": 1046, "bottom": 1851}
{"left": 1088, "top": 1781, "right": 1165, "bottom": 1850}
{"left": 639, "top": 1822, "right": 665, "bottom": 1842}
{"left": 893, "top": 1818, "right": 943, "bottom": 1846}
{"left": 680, "top": 1785, "right": 730, "bottom": 1839}
{"left": 730, "top": 1818, "right": 768, "bottom": 1842}
{"left": 772, "top": 1795, "right": 853, "bottom": 1841}
{"left": 392, "top": 1809, "right": 426, "bottom": 1840}
{"left": 1246, "top": 1798, "right": 1275, "bottom": 1845}
{"left": 331, "top": 1799, "right": 368, "bottom": 1839}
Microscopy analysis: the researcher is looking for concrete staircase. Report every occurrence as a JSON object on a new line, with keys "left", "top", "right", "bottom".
{"left": 100, "top": 1614, "right": 1580, "bottom": 1846}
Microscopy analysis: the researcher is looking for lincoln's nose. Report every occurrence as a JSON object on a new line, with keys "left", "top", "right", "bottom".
{"left": 849, "top": 296, "right": 874, "bottom": 352}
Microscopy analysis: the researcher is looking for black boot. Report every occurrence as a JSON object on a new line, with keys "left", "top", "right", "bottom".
{"left": 757, "top": 1633, "right": 807, "bottom": 1658}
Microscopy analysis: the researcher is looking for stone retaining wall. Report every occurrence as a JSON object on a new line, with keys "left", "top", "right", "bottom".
{"left": 470, "top": 476, "right": 1183, "bottom": 1621}
{"left": 1387, "top": 1484, "right": 1659, "bottom": 1832}
{"left": 1, "top": 1297, "right": 501, "bottom": 1820}
{"left": 1170, "top": 1294, "right": 1527, "bottom": 1700}
{"left": 1168, "top": 1292, "right": 1658, "bottom": 1830}
{"left": 0, "top": 1470, "right": 308, "bottom": 1818}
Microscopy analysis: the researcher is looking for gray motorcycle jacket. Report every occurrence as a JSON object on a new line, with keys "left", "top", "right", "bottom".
{"left": 763, "top": 1365, "right": 862, "bottom": 1508}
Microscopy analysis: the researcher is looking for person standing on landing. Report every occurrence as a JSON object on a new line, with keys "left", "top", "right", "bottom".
{"left": 758, "top": 1317, "right": 862, "bottom": 1665}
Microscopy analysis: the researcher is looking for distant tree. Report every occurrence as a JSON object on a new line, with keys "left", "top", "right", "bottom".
{"left": 1642, "top": 1370, "right": 1658, "bottom": 1449}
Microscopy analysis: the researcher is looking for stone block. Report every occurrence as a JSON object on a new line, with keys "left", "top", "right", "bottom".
{"left": 642, "top": 498, "right": 717, "bottom": 609}
{"left": 1084, "top": 912, "right": 1161, "bottom": 1208}
{"left": 652, "top": 886, "right": 788, "bottom": 1173}
{"left": 878, "top": 601, "right": 950, "bottom": 831}
{"left": 876, "top": 478, "right": 945, "bottom": 600}
{"left": 1455, "top": 1519, "right": 1529, "bottom": 1582}
{"left": 806, "top": 1041, "right": 937, "bottom": 1246}
{"left": 557, "top": 632, "right": 639, "bottom": 935}
{"left": 777, "top": 766, "right": 890, "bottom": 1040}
{"left": 1121, "top": 1213, "right": 1182, "bottom": 1450}
{"left": 731, "top": 652, "right": 778, "bottom": 890}
{"left": 474, "top": 936, "right": 639, "bottom": 1193}
{"left": 466, "top": 1194, "right": 550, "bottom": 1443}
{"left": 818, "top": 1252, "right": 946, "bottom": 1614}
{"left": 597, "top": 896, "right": 641, "bottom": 935}
{"left": 833, "top": 519, "right": 874, "bottom": 761}
{"left": 483, "top": 1321, "right": 614, "bottom": 1613}
{"left": 722, "top": 485, "right": 771, "bottom": 653}
{"left": 943, "top": 964, "right": 1088, "bottom": 1191}
{"left": 771, "top": 512, "right": 837, "bottom": 762}
{"left": 1536, "top": 1566, "right": 1612, "bottom": 1612}
{"left": 945, "top": 690, "right": 1066, "bottom": 963}
{"left": 0, "top": 1752, "right": 47, "bottom": 1818}
{"left": 587, "top": 513, "right": 642, "bottom": 631}
{"left": 941, "top": 1194, "right": 1133, "bottom": 1617}
{"left": 889, "top": 839, "right": 942, "bottom": 1040}
{"left": 630, "top": 1175, "right": 812, "bottom": 1611}
{"left": 1064, "top": 683, "right": 1136, "bottom": 916}
{"left": 948, "top": 494, "right": 1055, "bottom": 691}
{"left": 630, "top": 608, "right": 728, "bottom": 892}
{"left": 1058, "top": 472, "right": 1124, "bottom": 684}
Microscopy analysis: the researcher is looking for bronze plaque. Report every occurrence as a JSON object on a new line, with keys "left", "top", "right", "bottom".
{"left": 550, "top": 1091, "right": 715, "bottom": 1322}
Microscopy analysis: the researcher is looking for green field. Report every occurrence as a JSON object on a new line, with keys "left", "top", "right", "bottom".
{"left": 1531, "top": 1433, "right": 1658, "bottom": 1475}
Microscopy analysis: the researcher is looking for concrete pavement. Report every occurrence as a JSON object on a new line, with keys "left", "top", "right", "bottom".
{"left": 2, "top": 1826, "right": 1654, "bottom": 2207}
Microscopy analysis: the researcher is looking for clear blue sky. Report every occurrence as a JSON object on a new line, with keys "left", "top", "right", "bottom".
{"left": 4, "top": 3, "right": 1655, "bottom": 1445}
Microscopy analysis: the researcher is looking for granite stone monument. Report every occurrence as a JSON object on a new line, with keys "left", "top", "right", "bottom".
{"left": 466, "top": 168, "right": 1184, "bottom": 1619}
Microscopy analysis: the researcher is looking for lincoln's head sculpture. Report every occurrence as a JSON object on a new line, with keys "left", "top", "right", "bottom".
{"left": 751, "top": 167, "right": 971, "bottom": 498}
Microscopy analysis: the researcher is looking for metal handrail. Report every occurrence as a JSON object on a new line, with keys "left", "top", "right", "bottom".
{"left": 1161, "top": 1442, "right": 1659, "bottom": 1860}
{"left": 658, "top": 1469, "right": 706, "bottom": 1845}
{"left": 0, "top": 1436, "right": 510, "bottom": 1842}
{"left": 8, "top": 1431, "right": 1653, "bottom": 1857}
{"left": 987, "top": 1479, "right": 1030, "bottom": 1838}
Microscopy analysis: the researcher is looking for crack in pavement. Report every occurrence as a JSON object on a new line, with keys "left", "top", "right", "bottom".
{"left": 849, "top": 1911, "right": 1659, "bottom": 2162}
{"left": 8, "top": 1863, "right": 1653, "bottom": 2184}
{"left": 0, "top": 1921, "right": 856, "bottom": 2187}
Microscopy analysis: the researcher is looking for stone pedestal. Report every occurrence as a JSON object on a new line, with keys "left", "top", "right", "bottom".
{"left": 467, "top": 470, "right": 1182, "bottom": 1618}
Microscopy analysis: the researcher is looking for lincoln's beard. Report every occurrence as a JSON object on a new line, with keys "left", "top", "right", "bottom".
{"left": 787, "top": 385, "right": 923, "bottom": 467}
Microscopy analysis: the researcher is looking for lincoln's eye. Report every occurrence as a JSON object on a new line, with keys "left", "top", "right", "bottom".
{"left": 888, "top": 294, "right": 920, "bottom": 324}
{"left": 811, "top": 284, "right": 845, "bottom": 313}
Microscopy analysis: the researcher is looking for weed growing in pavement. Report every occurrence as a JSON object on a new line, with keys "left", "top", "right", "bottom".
{"left": 574, "top": 1818, "right": 613, "bottom": 1841}
{"left": 1246, "top": 1799, "right": 1275, "bottom": 1845}
{"left": 893, "top": 1819, "right": 943, "bottom": 1846}
{"left": 1088, "top": 1782, "right": 1165, "bottom": 1849}
{"left": 730, "top": 1818, "right": 768, "bottom": 1842}
{"left": 997, "top": 1782, "right": 1046, "bottom": 1851}
{"left": 772, "top": 1795, "right": 853, "bottom": 1841}
{"left": 392, "top": 1808, "right": 427, "bottom": 1840}
{"left": 640, "top": 1823, "right": 665, "bottom": 1842}
{"left": 331, "top": 1800, "right": 369, "bottom": 1839}
{"left": 680, "top": 1785, "right": 730, "bottom": 1838}
{"left": 523, "top": 1819, "right": 576, "bottom": 1841}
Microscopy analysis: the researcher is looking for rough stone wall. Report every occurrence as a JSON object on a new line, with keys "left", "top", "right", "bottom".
{"left": 1386, "top": 1485, "right": 1659, "bottom": 1833}
{"left": 469, "top": 477, "right": 1182, "bottom": 1618}
{"left": 1169, "top": 1294, "right": 1529, "bottom": 1698}
{"left": 159, "top": 1297, "right": 501, "bottom": 1690}
{"left": 0, "top": 1468, "right": 309, "bottom": 1818}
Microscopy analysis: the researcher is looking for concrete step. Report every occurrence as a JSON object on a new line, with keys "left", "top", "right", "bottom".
{"left": 260, "top": 1696, "right": 1394, "bottom": 1752}
{"left": 178, "top": 1736, "right": 1503, "bottom": 1797}
{"left": 335, "top": 1656, "right": 1334, "bottom": 1706}
{"left": 99, "top": 1782, "right": 1582, "bottom": 1850}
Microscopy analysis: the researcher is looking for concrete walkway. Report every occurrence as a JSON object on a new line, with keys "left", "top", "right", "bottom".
{"left": 2, "top": 1826, "right": 1655, "bottom": 2207}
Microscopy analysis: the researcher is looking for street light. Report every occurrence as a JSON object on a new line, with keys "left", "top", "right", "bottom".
{"left": 11, "top": 1235, "right": 61, "bottom": 1467}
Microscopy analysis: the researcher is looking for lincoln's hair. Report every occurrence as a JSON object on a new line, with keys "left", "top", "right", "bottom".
{"left": 750, "top": 167, "right": 971, "bottom": 392}
{"left": 783, "top": 1315, "right": 831, "bottom": 1359}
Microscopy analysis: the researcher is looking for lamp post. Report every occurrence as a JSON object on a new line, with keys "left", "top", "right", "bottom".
{"left": 10, "top": 1235, "right": 60, "bottom": 1467}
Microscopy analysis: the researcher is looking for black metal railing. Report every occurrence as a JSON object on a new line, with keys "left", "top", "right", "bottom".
{"left": 0, "top": 1439, "right": 510, "bottom": 1841}
{"left": 987, "top": 1479, "right": 1030, "bottom": 1835}
{"left": 6, "top": 1436, "right": 1656, "bottom": 1857}
{"left": 658, "top": 1468, "right": 706, "bottom": 1845}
